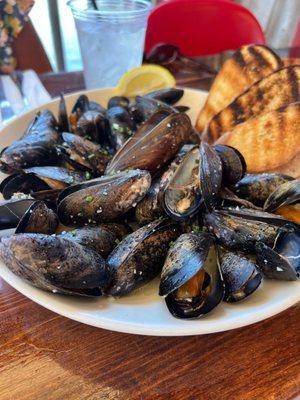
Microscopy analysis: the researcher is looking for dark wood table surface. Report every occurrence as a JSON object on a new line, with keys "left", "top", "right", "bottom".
{"left": 0, "top": 72, "right": 299, "bottom": 400}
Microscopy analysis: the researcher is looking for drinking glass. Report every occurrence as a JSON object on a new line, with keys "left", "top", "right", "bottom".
{"left": 68, "top": 0, "right": 152, "bottom": 89}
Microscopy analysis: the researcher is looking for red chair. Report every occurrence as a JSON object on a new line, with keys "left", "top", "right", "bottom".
{"left": 145, "top": 0, "right": 265, "bottom": 57}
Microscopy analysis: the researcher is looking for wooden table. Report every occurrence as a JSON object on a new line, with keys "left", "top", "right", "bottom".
{"left": 0, "top": 72, "right": 299, "bottom": 400}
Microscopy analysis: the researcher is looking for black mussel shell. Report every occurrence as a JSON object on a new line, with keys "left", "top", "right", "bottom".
{"left": 0, "top": 110, "right": 60, "bottom": 171}
{"left": 0, "top": 234, "right": 109, "bottom": 296}
{"left": 59, "top": 223, "right": 128, "bottom": 258}
{"left": 160, "top": 232, "right": 224, "bottom": 319}
{"left": 106, "top": 106, "right": 136, "bottom": 151}
{"left": 175, "top": 105, "right": 190, "bottom": 113}
{"left": 15, "top": 201, "right": 58, "bottom": 234}
{"left": 204, "top": 209, "right": 290, "bottom": 252}
{"left": 219, "top": 188, "right": 261, "bottom": 210}
{"left": 25, "top": 166, "right": 85, "bottom": 188}
{"left": 0, "top": 172, "right": 50, "bottom": 200}
{"left": 233, "top": 173, "right": 294, "bottom": 207}
{"left": 199, "top": 143, "right": 223, "bottom": 211}
{"left": 0, "top": 198, "right": 36, "bottom": 230}
{"left": 264, "top": 180, "right": 300, "bottom": 212}
{"left": 106, "top": 112, "right": 192, "bottom": 175}
{"left": 69, "top": 94, "right": 90, "bottom": 130}
{"left": 256, "top": 227, "right": 300, "bottom": 281}
{"left": 61, "top": 132, "right": 111, "bottom": 174}
{"left": 163, "top": 146, "right": 203, "bottom": 220}
{"left": 144, "top": 88, "right": 184, "bottom": 105}
{"left": 219, "top": 250, "right": 262, "bottom": 302}
{"left": 58, "top": 93, "right": 70, "bottom": 132}
{"left": 106, "top": 218, "right": 180, "bottom": 297}
{"left": 108, "top": 96, "right": 130, "bottom": 109}
{"left": 76, "top": 110, "right": 108, "bottom": 145}
{"left": 135, "top": 96, "right": 177, "bottom": 120}
{"left": 128, "top": 102, "right": 145, "bottom": 125}
{"left": 57, "top": 169, "right": 151, "bottom": 226}
{"left": 214, "top": 145, "right": 246, "bottom": 185}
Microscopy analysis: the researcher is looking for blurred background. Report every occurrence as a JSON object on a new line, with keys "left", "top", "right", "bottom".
{"left": 31, "top": 0, "right": 299, "bottom": 72}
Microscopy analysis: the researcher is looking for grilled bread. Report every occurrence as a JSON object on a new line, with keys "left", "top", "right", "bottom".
{"left": 196, "top": 45, "right": 283, "bottom": 133}
{"left": 215, "top": 102, "right": 300, "bottom": 175}
{"left": 202, "top": 65, "right": 300, "bottom": 143}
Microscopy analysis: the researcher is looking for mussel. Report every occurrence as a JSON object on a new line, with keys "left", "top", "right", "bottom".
{"left": 106, "top": 218, "right": 180, "bottom": 297}
{"left": 59, "top": 223, "right": 128, "bottom": 258}
{"left": 61, "top": 132, "right": 111, "bottom": 174}
{"left": 163, "top": 146, "right": 202, "bottom": 220}
{"left": 106, "top": 106, "right": 135, "bottom": 150}
{"left": 256, "top": 226, "right": 299, "bottom": 281}
{"left": 264, "top": 180, "right": 300, "bottom": 224}
{"left": 136, "top": 144, "right": 194, "bottom": 224}
{"left": 144, "top": 88, "right": 184, "bottom": 105}
{"left": 108, "top": 96, "right": 130, "bottom": 109}
{"left": 159, "top": 233, "right": 224, "bottom": 319}
{"left": 0, "top": 233, "right": 109, "bottom": 296}
{"left": 219, "top": 250, "right": 262, "bottom": 302}
{"left": 214, "top": 145, "right": 246, "bottom": 185}
{"left": 106, "top": 112, "right": 192, "bottom": 175}
{"left": 57, "top": 169, "right": 151, "bottom": 226}
{"left": 15, "top": 200, "right": 58, "bottom": 234}
{"left": 0, "top": 110, "right": 60, "bottom": 172}
{"left": 0, "top": 166, "right": 85, "bottom": 200}
{"left": 133, "top": 96, "right": 177, "bottom": 121}
{"left": 204, "top": 208, "right": 292, "bottom": 252}
{"left": 233, "top": 173, "right": 294, "bottom": 207}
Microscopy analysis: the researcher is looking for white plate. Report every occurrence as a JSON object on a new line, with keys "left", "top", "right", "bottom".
{"left": 0, "top": 87, "right": 299, "bottom": 336}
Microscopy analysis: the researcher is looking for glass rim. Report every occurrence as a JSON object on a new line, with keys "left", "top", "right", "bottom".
{"left": 67, "top": 0, "right": 152, "bottom": 20}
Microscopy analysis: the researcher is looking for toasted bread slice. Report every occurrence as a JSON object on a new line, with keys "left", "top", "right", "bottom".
{"left": 196, "top": 45, "right": 283, "bottom": 133}
{"left": 266, "top": 153, "right": 300, "bottom": 178}
{"left": 203, "top": 65, "right": 300, "bottom": 143}
{"left": 215, "top": 102, "right": 300, "bottom": 173}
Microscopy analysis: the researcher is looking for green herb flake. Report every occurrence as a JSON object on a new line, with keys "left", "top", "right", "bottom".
{"left": 85, "top": 195, "right": 94, "bottom": 203}
{"left": 87, "top": 153, "right": 95, "bottom": 160}
{"left": 85, "top": 171, "right": 91, "bottom": 180}
{"left": 169, "top": 240, "right": 175, "bottom": 249}
{"left": 192, "top": 224, "right": 203, "bottom": 234}
{"left": 195, "top": 159, "right": 200, "bottom": 165}
{"left": 71, "top": 230, "right": 77, "bottom": 237}
{"left": 115, "top": 239, "right": 120, "bottom": 245}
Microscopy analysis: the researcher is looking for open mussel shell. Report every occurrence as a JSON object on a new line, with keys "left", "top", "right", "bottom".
{"left": 106, "top": 106, "right": 135, "bottom": 151}
{"left": 61, "top": 132, "right": 111, "bottom": 174}
{"left": 0, "top": 167, "right": 85, "bottom": 200}
{"left": 219, "top": 250, "right": 262, "bottom": 302}
{"left": 204, "top": 209, "right": 292, "bottom": 253}
{"left": 256, "top": 226, "right": 299, "bottom": 281}
{"left": 214, "top": 145, "right": 246, "bottom": 185}
{"left": 57, "top": 169, "right": 151, "bottom": 226}
{"left": 264, "top": 180, "right": 300, "bottom": 212}
{"left": 106, "top": 218, "right": 180, "bottom": 297}
{"left": 106, "top": 112, "right": 192, "bottom": 175}
{"left": 160, "top": 232, "right": 224, "bottom": 319}
{"left": 0, "top": 110, "right": 60, "bottom": 172}
{"left": 0, "top": 234, "right": 109, "bottom": 296}
{"left": 59, "top": 223, "right": 128, "bottom": 258}
{"left": 219, "top": 187, "right": 260, "bottom": 210}
{"left": 233, "top": 173, "right": 294, "bottom": 207}
{"left": 15, "top": 201, "right": 58, "bottom": 234}
{"left": 0, "top": 198, "right": 36, "bottom": 230}
{"left": 163, "top": 146, "right": 203, "bottom": 220}
{"left": 69, "top": 94, "right": 90, "bottom": 130}
{"left": 199, "top": 143, "right": 223, "bottom": 211}
{"left": 136, "top": 145, "right": 194, "bottom": 224}
{"left": 144, "top": 88, "right": 184, "bottom": 105}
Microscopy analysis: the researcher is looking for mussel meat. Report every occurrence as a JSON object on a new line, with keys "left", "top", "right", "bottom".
{"left": 159, "top": 232, "right": 224, "bottom": 319}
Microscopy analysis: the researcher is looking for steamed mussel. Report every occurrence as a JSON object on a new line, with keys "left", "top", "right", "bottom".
{"left": 0, "top": 89, "right": 298, "bottom": 319}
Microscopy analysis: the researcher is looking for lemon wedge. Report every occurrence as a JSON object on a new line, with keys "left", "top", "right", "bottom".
{"left": 115, "top": 64, "right": 176, "bottom": 97}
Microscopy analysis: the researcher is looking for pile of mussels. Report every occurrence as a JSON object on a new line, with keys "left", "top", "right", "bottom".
{"left": 0, "top": 88, "right": 299, "bottom": 319}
